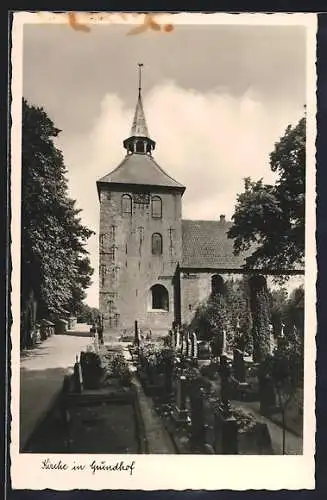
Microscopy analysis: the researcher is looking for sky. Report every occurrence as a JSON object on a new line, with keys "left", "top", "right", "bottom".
{"left": 23, "top": 21, "right": 307, "bottom": 307}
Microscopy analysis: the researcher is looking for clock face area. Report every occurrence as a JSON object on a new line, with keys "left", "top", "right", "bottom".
{"left": 133, "top": 192, "right": 150, "bottom": 205}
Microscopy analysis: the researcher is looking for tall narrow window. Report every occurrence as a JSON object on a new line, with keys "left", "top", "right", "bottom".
{"left": 108, "top": 245, "right": 116, "bottom": 262}
{"left": 121, "top": 194, "right": 132, "bottom": 215}
{"left": 100, "top": 264, "right": 107, "bottom": 287}
{"left": 99, "top": 233, "right": 105, "bottom": 252}
{"left": 152, "top": 233, "right": 163, "bottom": 255}
{"left": 114, "top": 313, "right": 120, "bottom": 327}
{"left": 107, "top": 299, "right": 114, "bottom": 313}
{"left": 151, "top": 196, "right": 162, "bottom": 219}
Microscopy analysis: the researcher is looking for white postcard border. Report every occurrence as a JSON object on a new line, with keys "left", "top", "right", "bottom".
{"left": 10, "top": 11, "right": 317, "bottom": 491}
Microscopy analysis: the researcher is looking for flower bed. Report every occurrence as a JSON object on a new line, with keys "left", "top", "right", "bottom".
{"left": 137, "top": 343, "right": 175, "bottom": 397}
{"left": 100, "top": 347, "right": 132, "bottom": 386}
{"left": 146, "top": 357, "right": 272, "bottom": 454}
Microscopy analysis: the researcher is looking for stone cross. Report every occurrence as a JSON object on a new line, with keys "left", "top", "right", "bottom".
{"left": 192, "top": 332, "right": 198, "bottom": 358}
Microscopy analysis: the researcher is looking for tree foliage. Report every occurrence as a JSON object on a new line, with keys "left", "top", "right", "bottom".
{"left": 77, "top": 303, "right": 101, "bottom": 324}
{"left": 248, "top": 275, "right": 271, "bottom": 362}
{"left": 260, "top": 335, "right": 303, "bottom": 453}
{"left": 225, "top": 278, "right": 253, "bottom": 352}
{"left": 21, "top": 98, "right": 94, "bottom": 320}
{"left": 228, "top": 116, "right": 305, "bottom": 271}
{"left": 269, "top": 286, "right": 304, "bottom": 335}
{"left": 189, "top": 278, "right": 253, "bottom": 354}
{"left": 190, "top": 292, "right": 228, "bottom": 342}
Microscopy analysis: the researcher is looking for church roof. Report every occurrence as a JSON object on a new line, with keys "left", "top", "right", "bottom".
{"left": 97, "top": 65, "right": 185, "bottom": 193}
{"left": 181, "top": 219, "right": 246, "bottom": 269}
{"left": 181, "top": 219, "right": 304, "bottom": 273}
{"left": 97, "top": 153, "right": 185, "bottom": 191}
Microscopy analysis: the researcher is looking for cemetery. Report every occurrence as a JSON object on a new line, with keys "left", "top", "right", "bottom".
{"left": 24, "top": 313, "right": 303, "bottom": 455}
{"left": 20, "top": 69, "right": 305, "bottom": 457}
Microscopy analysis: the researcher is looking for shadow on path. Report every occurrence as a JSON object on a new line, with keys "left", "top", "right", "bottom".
{"left": 20, "top": 366, "right": 69, "bottom": 451}
{"left": 62, "top": 331, "right": 94, "bottom": 338}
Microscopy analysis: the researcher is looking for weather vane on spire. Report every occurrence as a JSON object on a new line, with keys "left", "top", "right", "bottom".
{"left": 138, "top": 63, "right": 144, "bottom": 96}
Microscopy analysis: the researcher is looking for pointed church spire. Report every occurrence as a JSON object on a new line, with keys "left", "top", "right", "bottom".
{"left": 123, "top": 63, "right": 156, "bottom": 155}
{"left": 130, "top": 64, "right": 149, "bottom": 137}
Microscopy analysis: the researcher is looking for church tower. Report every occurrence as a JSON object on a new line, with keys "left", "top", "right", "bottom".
{"left": 97, "top": 65, "right": 185, "bottom": 333}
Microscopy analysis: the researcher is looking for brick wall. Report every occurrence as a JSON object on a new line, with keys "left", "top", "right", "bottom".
{"left": 99, "top": 185, "right": 182, "bottom": 331}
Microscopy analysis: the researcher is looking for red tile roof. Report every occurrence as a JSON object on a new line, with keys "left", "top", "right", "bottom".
{"left": 181, "top": 219, "right": 304, "bottom": 273}
{"left": 181, "top": 219, "right": 247, "bottom": 269}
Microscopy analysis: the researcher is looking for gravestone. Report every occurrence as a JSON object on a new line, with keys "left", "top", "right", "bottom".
{"left": 222, "top": 416, "right": 238, "bottom": 454}
{"left": 280, "top": 323, "right": 285, "bottom": 338}
{"left": 192, "top": 333, "right": 198, "bottom": 359}
{"left": 174, "top": 375, "right": 188, "bottom": 423}
{"left": 198, "top": 341, "right": 211, "bottom": 361}
{"left": 73, "top": 355, "right": 82, "bottom": 393}
{"left": 233, "top": 349, "right": 246, "bottom": 383}
{"left": 222, "top": 329, "right": 227, "bottom": 355}
{"left": 163, "top": 350, "right": 174, "bottom": 398}
{"left": 182, "top": 338, "right": 187, "bottom": 357}
{"left": 79, "top": 351, "right": 102, "bottom": 390}
{"left": 176, "top": 326, "right": 181, "bottom": 350}
{"left": 259, "top": 376, "right": 276, "bottom": 415}
{"left": 190, "top": 387, "right": 206, "bottom": 451}
{"left": 134, "top": 320, "right": 139, "bottom": 348}
{"left": 187, "top": 338, "right": 192, "bottom": 359}
{"left": 238, "top": 422, "right": 273, "bottom": 455}
{"left": 269, "top": 324, "right": 275, "bottom": 355}
{"left": 219, "top": 356, "right": 232, "bottom": 416}
{"left": 214, "top": 409, "right": 238, "bottom": 454}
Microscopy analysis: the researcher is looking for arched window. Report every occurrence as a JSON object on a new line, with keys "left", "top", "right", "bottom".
{"left": 152, "top": 233, "right": 162, "bottom": 255}
{"left": 150, "top": 284, "right": 169, "bottom": 311}
{"left": 151, "top": 196, "right": 162, "bottom": 219}
{"left": 121, "top": 194, "right": 132, "bottom": 215}
{"left": 211, "top": 274, "right": 225, "bottom": 295}
{"left": 248, "top": 275, "right": 267, "bottom": 294}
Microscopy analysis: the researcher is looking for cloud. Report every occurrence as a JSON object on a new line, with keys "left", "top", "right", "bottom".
{"left": 56, "top": 82, "right": 303, "bottom": 307}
